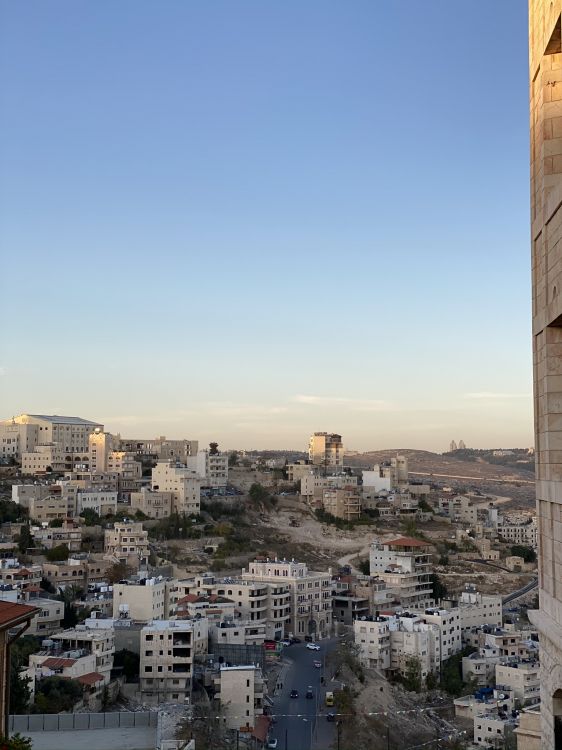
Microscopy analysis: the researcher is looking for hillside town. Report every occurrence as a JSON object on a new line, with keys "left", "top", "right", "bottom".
{"left": 0, "top": 415, "right": 541, "bottom": 749}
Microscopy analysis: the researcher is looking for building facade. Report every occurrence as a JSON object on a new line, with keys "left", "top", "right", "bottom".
{"left": 529, "top": 5, "right": 562, "bottom": 748}
{"left": 308, "top": 432, "right": 344, "bottom": 469}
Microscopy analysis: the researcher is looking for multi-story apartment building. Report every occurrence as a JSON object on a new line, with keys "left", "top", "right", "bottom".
{"left": 363, "top": 455, "right": 409, "bottom": 491}
{"left": 214, "top": 665, "right": 264, "bottom": 731}
{"left": 0, "top": 420, "right": 39, "bottom": 459}
{"left": 422, "top": 607, "right": 462, "bottom": 661}
{"left": 353, "top": 615, "right": 392, "bottom": 670}
{"left": 441, "top": 588, "right": 503, "bottom": 634}
{"left": 42, "top": 556, "right": 111, "bottom": 590}
{"left": 369, "top": 537, "right": 434, "bottom": 610}
{"left": 242, "top": 559, "right": 333, "bottom": 638}
{"left": 119, "top": 436, "right": 198, "bottom": 462}
{"left": 496, "top": 661, "right": 541, "bottom": 706}
{"left": 474, "top": 714, "right": 518, "bottom": 748}
{"left": 300, "top": 473, "right": 358, "bottom": 502}
{"left": 151, "top": 460, "right": 201, "bottom": 515}
{"left": 33, "top": 520, "right": 82, "bottom": 552}
{"left": 0, "top": 414, "right": 103, "bottom": 462}
{"left": 0, "top": 559, "right": 43, "bottom": 592}
{"left": 321, "top": 487, "right": 362, "bottom": 521}
{"left": 21, "top": 444, "right": 69, "bottom": 475}
{"left": 177, "top": 573, "right": 291, "bottom": 641}
{"left": 46, "top": 626, "right": 115, "bottom": 682}
{"left": 130, "top": 488, "right": 173, "bottom": 519}
{"left": 139, "top": 618, "right": 208, "bottom": 705}
{"left": 12, "top": 484, "right": 69, "bottom": 522}
{"left": 104, "top": 522, "right": 149, "bottom": 570}
{"left": 26, "top": 597, "right": 64, "bottom": 637}
{"left": 286, "top": 461, "right": 316, "bottom": 484}
{"left": 185, "top": 449, "right": 229, "bottom": 489}
{"left": 88, "top": 430, "right": 117, "bottom": 472}
{"left": 113, "top": 577, "right": 177, "bottom": 621}
{"left": 438, "top": 495, "right": 478, "bottom": 525}
{"left": 497, "top": 517, "right": 538, "bottom": 547}
{"left": 308, "top": 432, "right": 344, "bottom": 469}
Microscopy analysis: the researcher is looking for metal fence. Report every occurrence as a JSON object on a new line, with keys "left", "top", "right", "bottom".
{"left": 9, "top": 711, "right": 159, "bottom": 733}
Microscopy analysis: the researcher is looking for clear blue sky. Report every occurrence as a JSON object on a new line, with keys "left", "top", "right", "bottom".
{"left": 0, "top": 1, "right": 532, "bottom": 451}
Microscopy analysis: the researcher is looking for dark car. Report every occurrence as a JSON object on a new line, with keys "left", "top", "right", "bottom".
{"left": 290, "top": 689, "right": 299, "bottom": 699}
{"left": 290, "top": 637, "right": 301, "bottom": 644}
{"left": 326, "top": 712, "right": 336, "bottom": 722}
{"left": 306, "top": 687, "right": 314, "bottom": 699}
{"left": 304, "top": 635, "right": 313, "bottom": 642}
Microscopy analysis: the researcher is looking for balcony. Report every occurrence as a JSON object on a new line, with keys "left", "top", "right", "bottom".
{"left": 173, "top": 647, "right": 191, "bottom": 659}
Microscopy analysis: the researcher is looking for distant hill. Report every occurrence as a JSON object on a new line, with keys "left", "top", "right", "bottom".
{"left": 344, "top": 448, "right": 535, "bottom": 483}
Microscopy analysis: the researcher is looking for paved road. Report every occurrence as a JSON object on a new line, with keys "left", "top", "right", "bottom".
{"left": 503, "top": 577, "right": 538, "bottom": 604}
{"left": 269, "top": 639, "right": 339, "bottom": 750}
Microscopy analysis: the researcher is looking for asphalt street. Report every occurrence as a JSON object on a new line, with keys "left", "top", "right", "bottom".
{"left": 269, "top": 638, "right": 340, "bottom": 750}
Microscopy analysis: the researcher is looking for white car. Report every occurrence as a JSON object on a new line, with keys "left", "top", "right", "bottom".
{"left": 267, "top": 740, "right": 278, "bottom": 749}
{"left": 306, "top": 643, "right": 320, "bottom": 651}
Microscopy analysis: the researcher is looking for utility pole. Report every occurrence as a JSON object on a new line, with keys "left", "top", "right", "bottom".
{"left": 337, "top": 719, "right": 342, "bottom": 750}
{"left": 387, "top": 724, "right": 390, "bottom": 750}
{"left": 285, "top": 727, "right": 288, "bottom": 750}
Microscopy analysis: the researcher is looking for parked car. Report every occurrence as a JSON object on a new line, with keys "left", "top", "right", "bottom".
{"left": 306, "top": 643, "right": 320, "bottom": 651}
{"left": 290, "top": 689, "right": 299, "bottom": 699}
{"left": 267, "top": 740, "right": 278, "bottom": 749}
{"left": 313, "top": 660, "right": 322, "bottom": 668}
{"left": 290, "top": 637, "right": 301, "bottom": 644}
{"left": 306, "top": 687, "right": 314, "bottom": 699}
{"left": 326, "top": 712, "right": 336, "bottom": 722}
{"left": 304, "top": 635, "right": 313, "bottom": 642}
{"left": 280, "top": 639, "right": 291, "bottom": 647}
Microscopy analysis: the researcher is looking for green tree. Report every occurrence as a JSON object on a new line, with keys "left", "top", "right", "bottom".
{"left": 0, "top": 499, "right": 28, "bottom": 524}
{"left": 10, "top": 636, "right": 41, "bottom": 714}
{"left": 106, "top": 561, "right": 133, "bottom": 584}
{"left": 440, "top": 647, "right": 476, "bottom": 696}
{"left": 44, "top": 544, "right": 69, "bottom": 562}
{"left": 228, "top": 451, "right": 239, "bottom": 467}
{"left": 425, "top": 671, "right": 439, "bottom": 690}
{"left": 113, "top": 649, "right": 140, "bottom": 681}
{"left": 510, "top": 545, "right": 537, "bottom": 563}
{"left": 17, "top": 524, "right": 33, "bottom": 555}
{"left": 48, "top": 518, "right": 64, "bottom": 528}
{"left": 56, "top": 585, "right": 84, "bottom": 628}
{"left": 31, "top": 676, "right": 83, "bottom": 713}
{"left": 431, "top": 573, "right": 449, "bottom": 602}
{"left": 79, "top": 508, "right": 101, "bottom": 526}
{"left": 402, "top": 656, "right": 422, "bottom": 692}
{"left": 357, "top": 558, "right": 370, "bottom": 575}
{"left": 0, "top": 734, "right": 33, "bottom": 750}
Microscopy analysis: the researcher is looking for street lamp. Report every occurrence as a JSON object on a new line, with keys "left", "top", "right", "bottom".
{"left": 336, "top": 719, "right": 342, "bottom": 750}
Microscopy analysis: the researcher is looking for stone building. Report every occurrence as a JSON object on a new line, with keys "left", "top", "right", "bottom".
{"left": 528, "top": 4, "right": 562, "bottom": 747}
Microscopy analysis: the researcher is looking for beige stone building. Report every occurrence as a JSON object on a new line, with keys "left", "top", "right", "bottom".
{"left": 151, "top": 460, "right": 201, "bottom": 515}
{"left": 12, "top": 484, "right": 69, "bottom": 522}
{"left": 88, "top": 430, "right": 117, "bottom": 472}
{"left": 300, "top": 473, "right": 358, "bottom": 501}
{"left": 214, "top": 664, "right": 264, "bottom": 731}
{"left": 185, "top": 450, "right": 229, "bottom": 489}
{"left": 177, "top": 573, "right": 291, "bottom": 641}
{"left": 119, "top": 436, "right": 198, "bottom": 462}
{"left": 528, "top": 5, "right": 562, "bottom": 747}
{"left": 130, "top": 487, "right": 173, "bottom": 519}
{"left": 1, "top": 414, "right": 102, "bottom": 462}
{"left": 369, "top": 537, "right": 434, "bottom": 610}
{"left": 139, "top": 618, "right": 208, "bottom": 705}
{"left": 42, "top": 556, "right": 111, "bottom": 590}
{"left": 308, "top": 432, "right": 344, "bottom": 468}
{"left": 33, "top": 521, "right": 82, "bottom": 552}
{"left": 113, "top": 577, "right": 177, "bottom": 621}
{"left": 241, "top": 559, "right": 333, "bottom": 638}
{"left": 321, "top": 486, "right": 362, "bottom": 521}
{"left": 104, "top": 522, "right": 149, "bottom": 570}
{"left": 25, "top": 597, "right": 64, "bottom": 637}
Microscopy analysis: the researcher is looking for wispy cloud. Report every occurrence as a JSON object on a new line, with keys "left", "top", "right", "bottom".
{"left": 463, "top": 392, "right": 531, "bottom": 400}
{"left": 293, "top": 395, "right": 391, "bottom": 412}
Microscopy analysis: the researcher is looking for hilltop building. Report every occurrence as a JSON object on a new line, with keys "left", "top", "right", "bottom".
{"left": 308, "top": 432, "right": 344, "bottom": 469}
